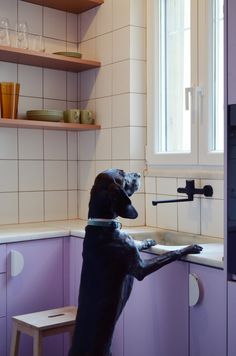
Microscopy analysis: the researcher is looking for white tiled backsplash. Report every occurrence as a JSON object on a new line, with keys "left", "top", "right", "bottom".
{"left": 0, "top": 0, "right": 224, "bottom": 238}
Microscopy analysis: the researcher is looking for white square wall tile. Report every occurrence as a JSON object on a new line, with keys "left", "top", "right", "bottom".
{"left": 18, "top": 97, "right": 43, "bottom": 119}
{"left": 45, "top": 191, "right": 68, "bottom": 221}
{"left": 44, "top": 161, "right": 67, "bottom": 190}
{"left": 112, "top": 127, "right": 130, "bottom": 160}
{"left": 80, "top": 69, "right": 96, "bottom": 101}
{"left": 67, "top": 72, "right": 78, "bottom": 102}
{"left": 201, "top": 198, "right": 224, "bottom": 238}
{"left": 43, "top": 99, "right": 66, "bottom": 111}
{"left": 95, "top": 161, "right": 112, "bottom": 176}
{"left": 44, "top": 38, "right": 66, "bottom": 53}
{"left": 156, "top": 178, "right": 177, "bottom": 195}
{"left": 130, "top": 60, "right": 146, "bottom": 93}
{"left": 80, "top": 7, "right": 97, "bottom": 41}
{"left": 95, "top": 33, "right": 113, "bottom": 65}
{"left": 113, "top": 61, "right": 130, "bottom": 95}
{"left": 0, "top": 193, "right": 18, "bottom": 224}
{"left": 145, "top": 177, "right": 156, "bottom": 194}
{"left": 18, "top": 1, "right": 43, "bottom": 35}
{"left": 130, "top": 127, "right": 146, "bottom": 159}
{"left": 0, "top": 161, "right": 18, "bottom": 192}
{"left": 79, "top": 131, "right": 96, "bottom": 160}
{"left": 95, "top": 129, "right": 112, "bottom": 160}
{"left": 112, "top": 27, "right": 130, "bottom": 63}
{"left": 18, "top": 65, "right": 43, "bottom": 97}
{"left": 130, "top": 27, "right": 146, "bottom": 60}
{"left": 95, "top": 65, "right": 113, "bottom": 98}
{"left": 96, "top": 0, "right": 112, "bottom": 35}
{"left": 19, "top": 192, "right": 44, "bottom": 223}
{"left": 112, "top": 94, "right": 130, "bottom": 127}
{"left": 95, "top": 96, "right": 112, "bottom": 128}
{"left": 0, "top": 62, "right": 17, "bottom": 82}
{"left": 0, "top": 0, "right": 17, "bottom": 30}
{"left": 145, "top": 194, "right": 157, "bottom": 227}
{"left": 80, "top": 38, "right": 96, "bottom": 60}
{"left": 44, "top": 7, "right": 66, "bottom": 40}
{"left": 67, "top": 12, "right": 78, "bottom": 43}
{"left": 78, "top": 190, "right": 90, "bottom": 220}
{"left": 156, "top": 194, "right": 178, "bottom": 231}
{"left": 113, "top": 0, "right": 130, "bottom": 30}
{"left": 18, "top": 129, "right": 43, "bottom": 159}
{"left": 78, "top": 161, "right": 96, "bottom": 190}
{"left": 130, "top": 93, "right": 147, "bottom": 126}
{"left": 68, "top": 131, "right": 78, "bottom": 160}
{"left": 68, "top": 190, "right": 78, "bottom": 219}
{"left": 19, "top": 161, "right": 43, "bottom": 191}
{"left": 178, "top": 198, "right": 201, "bottom": 235}
{"left": 43, "top": 69, "right": 67, "bottom": 100}
{"left": 0, "top": 128, "right": 17, "bottom": 159}
{"left": 68, "top": 161, "right": 78, "bottom": 190}
{"left": 44, "top": 130, "right": 67, "bottom": 160}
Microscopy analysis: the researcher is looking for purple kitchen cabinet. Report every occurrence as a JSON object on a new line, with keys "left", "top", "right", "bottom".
{"left": 63, "top": 236, "right": 83, "bottom": 355}
{"left": 189, "top": 264, "right": 226, "bottom": 356}
{"left": 124, "top": 253, "right": 189, "bottom": 356}
{"left": 228, "top": 0, "right": 236, "bottom": 104}
{"left": 0, "top": 245, "right": 6, "bottom": 273}
{"left": 0, "top": 317, "right": 6, "bottom": 356}
{"left": 6, "top": 238, "right": 64, "bottom": 356}
{"left": 228, "top": 281, "right": 236, "bottom": 356}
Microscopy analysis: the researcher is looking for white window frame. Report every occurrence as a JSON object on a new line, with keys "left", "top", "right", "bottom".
{"left": 146, "top": 0, "right": 224, "bottom": 167}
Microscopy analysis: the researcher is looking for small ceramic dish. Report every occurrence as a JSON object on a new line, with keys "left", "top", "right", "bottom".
{"left": 26, "top": 110, "right": 64, "bottom": 122}
{"left": 52, "top": 51, "right": 82, "bottom": 58}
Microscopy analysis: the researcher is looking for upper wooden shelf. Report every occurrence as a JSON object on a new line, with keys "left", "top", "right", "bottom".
{"left": 0, "top": 118, "right": 101, "bottom": 131}
{"left": 0, "top": 45, "right": 101, "bottom": 72}
{"left": 21, "top": 0, "right": 104, "bottom": 14}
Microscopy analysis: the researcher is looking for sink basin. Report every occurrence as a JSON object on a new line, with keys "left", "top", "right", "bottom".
{"left": 130, "top": 230, "right": 218, "bottom": 247}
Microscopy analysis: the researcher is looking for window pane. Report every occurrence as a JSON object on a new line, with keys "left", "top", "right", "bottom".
{"left": 212, "top": 0, "right": 224, "bottom": 152}
{"left": 158, "top": 0, "right": 191, "bottom": 153}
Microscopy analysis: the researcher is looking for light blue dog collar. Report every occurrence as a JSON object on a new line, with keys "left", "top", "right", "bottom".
{"left": 87, "top": 218, "right": 122, "bottom": 229}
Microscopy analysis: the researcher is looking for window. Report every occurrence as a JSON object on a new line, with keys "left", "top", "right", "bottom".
{"left": 147, "top": 0, "right": 224, "bottom": 166}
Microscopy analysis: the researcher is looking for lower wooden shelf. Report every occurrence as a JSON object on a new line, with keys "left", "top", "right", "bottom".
{"left": 0, "top": 118, "right": 101, "bottom": 131}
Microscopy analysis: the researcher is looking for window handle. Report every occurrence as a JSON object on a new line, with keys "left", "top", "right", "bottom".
{"left": 196, "top": 86, "right": 204, "bottom": 124}
{"left": 185, "top": 87, "right": 193, "bottom": 111}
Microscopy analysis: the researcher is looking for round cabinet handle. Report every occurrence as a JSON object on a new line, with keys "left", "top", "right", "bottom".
{"left": 10, "top": 250, "right": 24, "bottom": 277}
{"left": 189, "top": 273, "right": 200, "bottom": 307}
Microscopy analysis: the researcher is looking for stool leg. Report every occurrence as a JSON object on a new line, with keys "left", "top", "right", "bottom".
{"left": 33, "top": 330, "right": 42, "bottom": 356}
{"left": 10, "top": 322, "right": 21, "bottom": 356}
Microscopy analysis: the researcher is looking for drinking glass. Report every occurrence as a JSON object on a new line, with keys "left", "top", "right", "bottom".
{"left": 16, "top": 21, "right": 29, "bottom": 49}
{"left": 0, "top": 17, "right": 10, "bottom": 46}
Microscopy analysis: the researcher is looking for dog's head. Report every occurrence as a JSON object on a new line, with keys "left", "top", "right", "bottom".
{"left": 88, "top": 169, "right": 141, "bottom": 219}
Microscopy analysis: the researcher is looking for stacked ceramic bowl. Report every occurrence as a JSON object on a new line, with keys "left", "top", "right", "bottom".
{"left": 26, "top": 110, "right": 63, "bottom": 122}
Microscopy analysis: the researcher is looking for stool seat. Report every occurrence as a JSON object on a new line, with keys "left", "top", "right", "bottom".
{"left": 10, "top": 306, "right": 77, "bottom": 356}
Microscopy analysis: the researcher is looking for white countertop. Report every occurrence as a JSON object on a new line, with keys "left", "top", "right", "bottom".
{"left": 0, "top": 219, "right": 224, "bottom": 269}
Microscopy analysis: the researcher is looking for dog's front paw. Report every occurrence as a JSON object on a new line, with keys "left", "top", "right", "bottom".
{"left": 181, "top": 244, "right": 203, "bottom": 256}
{"left": 145, "top": 239, "right": 156, "bottom": 248}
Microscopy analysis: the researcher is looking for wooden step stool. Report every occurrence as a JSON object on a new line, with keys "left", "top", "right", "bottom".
{"left": 10, "top": 306, "right": 77, "bottom": 356}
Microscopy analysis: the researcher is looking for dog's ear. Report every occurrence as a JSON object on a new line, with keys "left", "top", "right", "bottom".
{"left": 109, "top": 183, "right": 138, "bottom": 219}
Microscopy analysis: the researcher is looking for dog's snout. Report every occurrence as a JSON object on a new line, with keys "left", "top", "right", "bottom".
{"left": 134, "top": 173, "right": 141, "bottom": 178}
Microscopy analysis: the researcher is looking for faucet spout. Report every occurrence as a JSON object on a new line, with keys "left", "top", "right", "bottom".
{"left": 152, "top": 180, "right": 213, "bottom": 206}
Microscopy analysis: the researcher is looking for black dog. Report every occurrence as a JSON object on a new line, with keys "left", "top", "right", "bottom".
{"left": 68, "top": 169, "right": 202, "bottom": 356}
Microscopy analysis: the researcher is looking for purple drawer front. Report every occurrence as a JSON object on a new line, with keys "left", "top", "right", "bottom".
{"left": 0, "top": 245, "right": 6, "bottom": 273}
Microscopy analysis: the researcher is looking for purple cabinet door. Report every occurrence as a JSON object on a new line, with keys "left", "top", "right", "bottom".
{"left": 111, "top": 312, "right": 124, "bottom": 356}
{"left": 189, "top": 265, "right": 226, "bottom": 356}
{"left": 228, "top": 0, "right": 236, "bottom": 104}
{"left": 124, "top": 254, "right": 188, "bottom": 356}
{"left": 0, "top": 317, "right": 6, "bottom": 356}
{"left": 6, "top": 238, "right": 64, "bottom": 356}
{"left": 227, "top": 281, "right": 236, "bottom": 356}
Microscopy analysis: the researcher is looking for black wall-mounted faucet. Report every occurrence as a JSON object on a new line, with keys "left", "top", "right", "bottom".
{"left": 152, "top": 180, "right": 213, "bottom": 206}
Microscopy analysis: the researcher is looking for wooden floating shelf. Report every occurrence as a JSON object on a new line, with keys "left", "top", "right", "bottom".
{"left": 0, "top": 118, "right": 101, "bottom": 131}
{"left": 20, "top": 0, "right": 104, "bottom": 14}
{"left": 0, "top": 45, "right": 101, "bottom": 72}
